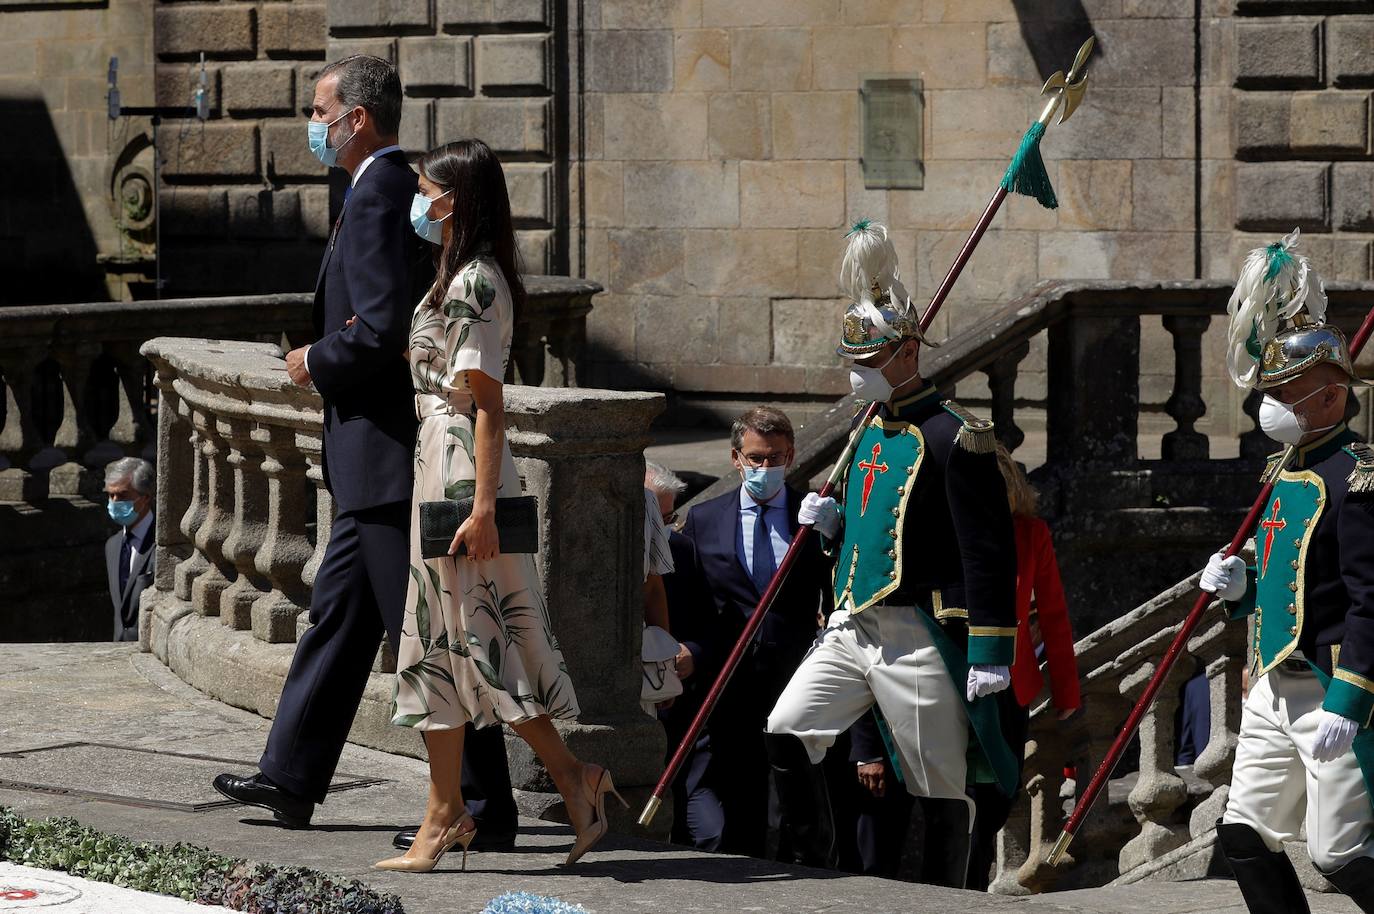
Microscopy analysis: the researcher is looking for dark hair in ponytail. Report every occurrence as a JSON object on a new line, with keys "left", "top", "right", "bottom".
{"left": 418, "top": 138, "right": 525, "bottom": 322}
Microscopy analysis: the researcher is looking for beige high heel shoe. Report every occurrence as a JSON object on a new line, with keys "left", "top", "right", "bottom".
{"left": 374, "top": 812, "right": 478, "bottom": 873}
{"left": 563, "top": 765, "right": 628, "bottom": 866}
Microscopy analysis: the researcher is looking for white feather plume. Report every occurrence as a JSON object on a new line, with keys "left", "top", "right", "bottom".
{"left": 1225, "top": 227, "right": 1328, "bottom": 389}
{"left": 837, "top": 221, "right": 918, "bottom": 338}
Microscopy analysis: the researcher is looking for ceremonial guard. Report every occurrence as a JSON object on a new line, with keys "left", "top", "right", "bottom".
{"left": 1201, "top": 229, "right": 1374, "bottom": 912}
{"left": 764, "top": 222, "right": 1020, "bottom": 886}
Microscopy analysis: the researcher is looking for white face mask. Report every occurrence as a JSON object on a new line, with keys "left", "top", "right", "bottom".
{"left": 1258, "top": 384, "right": 1344, "bottom": 445}
{"left": 848, "top": 347, "right": 918, "bottom": 403}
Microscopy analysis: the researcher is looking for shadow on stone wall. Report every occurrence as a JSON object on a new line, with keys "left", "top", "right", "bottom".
{"left": 1011, "top": 0, "right": 1101, "bottom": 81}
{"left": 0, "top": 96, "right": 106, "bottom": 306}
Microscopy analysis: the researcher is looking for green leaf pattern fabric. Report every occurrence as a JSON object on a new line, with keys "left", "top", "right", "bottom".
{"left": 393, "top": 258, "right": 580, "bottom": 730}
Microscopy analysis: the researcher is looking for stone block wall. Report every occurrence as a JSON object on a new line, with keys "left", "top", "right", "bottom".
{"left": 326, "top": 0, "right": 560, "bottom": 272}
{"left": 1231, "top": 5, "right": 1374, "bottom": 285}
{"left": 151, "top": 0, "right": 558, "bottom": 297}
{"left": 153, "top": 0, "right": 331, "bottom": 296}
{"left": 0, "top": 0, "right": 154, "bottom": 303}
{"left": 569, "top": 0, "right": 1244, "bottom": 427}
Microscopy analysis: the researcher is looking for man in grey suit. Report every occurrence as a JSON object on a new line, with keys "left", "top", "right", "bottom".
{"left": 104, "top": 457, "right": 155, "bottom": 642}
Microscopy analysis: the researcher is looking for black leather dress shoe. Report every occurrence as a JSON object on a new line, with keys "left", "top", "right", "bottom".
{"left": 213, "top": 772, "right": 314, "bottom": 828}
{"left": 392, "top": 823, "right": 516, "bottom": 852}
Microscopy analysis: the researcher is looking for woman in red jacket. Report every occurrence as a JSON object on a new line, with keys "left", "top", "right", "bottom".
{"left": 966, "top": 446, "right": 1082, "bottom": 890}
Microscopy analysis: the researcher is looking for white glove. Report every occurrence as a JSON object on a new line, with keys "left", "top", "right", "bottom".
{"left": 1199, "top": 551, "right": 1247, "bottom": 602}
{"left": 966, "top": 664, "right": 1011, "bottom": 702}
{"left": 799, "top": 492, "right": 841, "bottom": 539}
{"left": 1313, "top": 710, "right": 1360, "bottom": 762}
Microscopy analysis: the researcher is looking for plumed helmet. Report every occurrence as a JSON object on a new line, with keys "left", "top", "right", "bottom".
{"left": 835, "top": 220, "right": 933, "bottom": 359}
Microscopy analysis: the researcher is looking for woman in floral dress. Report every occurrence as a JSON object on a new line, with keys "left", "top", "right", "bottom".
{"left": 375, "top": 139, "right": 622, "bottom": 873}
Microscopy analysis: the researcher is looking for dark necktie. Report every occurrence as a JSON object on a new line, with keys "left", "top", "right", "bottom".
{"left": 752, "top": 504, "right": 775, "bottom": 594}
{"left": 119, "top": 533, "right": 133, "bottom": 595}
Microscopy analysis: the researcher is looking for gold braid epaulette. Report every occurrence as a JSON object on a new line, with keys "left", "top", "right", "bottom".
{"left": 940, "top": 399, "right": 996, "bottom": 454}
{"left": 1346, "top": 442, "right": 1374, "bottom": 494}
{"left": 1262, "top": 452, "right": 1284, "bottom": 483}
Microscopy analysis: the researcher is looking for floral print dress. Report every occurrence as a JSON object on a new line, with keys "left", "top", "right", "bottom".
{"left": 391, "top": 257, "right": 579, "bottom": 731}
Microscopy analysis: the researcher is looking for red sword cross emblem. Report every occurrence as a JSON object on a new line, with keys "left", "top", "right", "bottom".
{"left": 857, "top": 443, "right": 889, "bottom": 516}
{"left": 1259, "top": 497, "right": 1287, "bottom": 578}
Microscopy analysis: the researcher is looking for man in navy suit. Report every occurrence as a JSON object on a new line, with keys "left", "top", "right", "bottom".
{"left": 678, "top": 406, "right": 832, "bottom": 861}
{"left": 104, "top": 457, "right": 156, "bottom": 642}
{"left": 213, "top": 56, "right": 514, "bottom": 845}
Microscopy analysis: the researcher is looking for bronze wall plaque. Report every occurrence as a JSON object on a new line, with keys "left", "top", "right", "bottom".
{"left": 860, "top": 76, "right": 924, "bottom": 190}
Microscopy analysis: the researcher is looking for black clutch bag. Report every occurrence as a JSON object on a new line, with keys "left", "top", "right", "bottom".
{"left": 418, "top": 493, "right": 540, "bottom": 560}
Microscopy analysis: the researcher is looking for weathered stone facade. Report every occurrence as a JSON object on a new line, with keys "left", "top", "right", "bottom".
{"left": 5, "top": 1, "right": 1374, "bottom": 426}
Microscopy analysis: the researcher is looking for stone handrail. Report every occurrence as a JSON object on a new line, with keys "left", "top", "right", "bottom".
{"left": 138, "top": 336, "right": 669, "bottom": 829}
{"left": 0, "top": 276, "right": 600, "bottom": 504}
{"left": 992, "top": 556, "right": 1249, "bottom": 894}
{"left": 697, "top": 279, "right": 1374, "bottom": 509}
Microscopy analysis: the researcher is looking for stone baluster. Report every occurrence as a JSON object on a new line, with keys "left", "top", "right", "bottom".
{"left": 173, "top": 404, "right": 211, "bottom": 605}
{"left": 985, "top": 340, "right": 1030, "bottom": 454}
{"left": 144, "top": 363, "right": 194, "bottom": 652}
{"left": 251, "top": 423, "right": 313, "bottom": 643}
{"left": 219, "top": 416, "right": 270, "bottom": 630}
{"left": 297, "top": 436, "right": 331, "bottom": 640}
{"left": 1186, "top": 608, "right": 1247, "bottom": 839}
{"left": 510, "top": 316, "right": 549, "bottom": 387}
{"left": 0, "top": 353, "right": 49, "bottom": 501}
{"left": 1118, "top": 657, "right": 1191, "bottom": 873}
{"left": 300, "top": 434, "right": 330, "bottom": 592}
{"left": 189, "top": 409, "right": 237, "bottom": 616}
{"left": 1161, "top": 315, "right": 1210, "bottom": 461}
{"left": 45, "top": 344, "right": 102, "bottom": 495}
{"left": 107, "top": 342, "right": 158, "bottom": 463}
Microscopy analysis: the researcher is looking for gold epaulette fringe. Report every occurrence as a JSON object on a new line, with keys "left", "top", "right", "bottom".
{"left": 941, "top": 400, "right": 997, "bottom": 455}
{"left": 1346, "top": 443, "right": 1374, "bottom": 494}
{"left": 1262, "top": 452, "right": 1283, "bottom": 483}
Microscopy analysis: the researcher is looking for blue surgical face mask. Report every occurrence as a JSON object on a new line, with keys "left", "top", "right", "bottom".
{"left": 307, "top": 107, "right": 357, "bottom": 168}
{"left": 410, "top": 189, "right": 453, "bottom": 245}
{"left": 108, "top": 498, "right": 139, "bottom": 527}
{"left": 742, "top": 464, "right": 787, "bottom": 502}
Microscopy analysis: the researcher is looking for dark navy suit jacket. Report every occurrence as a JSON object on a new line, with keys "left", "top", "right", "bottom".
{"left": 679, "top": 484, "right": 832, "bottom": 736}
{"left": 310, "top": 150, "right": 422, "bottom": 514}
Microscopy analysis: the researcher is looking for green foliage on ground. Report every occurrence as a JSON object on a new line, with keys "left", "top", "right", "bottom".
{"left": 0, "top": 806, "right": 404, "bottom": 913}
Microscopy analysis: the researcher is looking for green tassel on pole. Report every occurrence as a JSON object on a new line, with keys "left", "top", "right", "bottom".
{"left": 1000, "top": 121, "right": 1058, "bottom": 210}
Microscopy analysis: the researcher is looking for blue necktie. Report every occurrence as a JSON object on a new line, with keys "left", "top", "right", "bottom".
{"left": 343, "top": 183, "right": 352, "bottom": 204}
{"left": 118, "top": 533, "right": 133, "bottom": 595}
{"left": 752, "top": 505, "right": 775, "bottom": 594}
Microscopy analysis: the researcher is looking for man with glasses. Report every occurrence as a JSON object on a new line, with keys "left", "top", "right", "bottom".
{"left": 677, "top": 407, "right": 835, "bottom": 861}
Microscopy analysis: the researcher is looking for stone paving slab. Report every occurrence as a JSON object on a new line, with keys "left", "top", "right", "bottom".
{"left": 0, "top": 644, "right": 1361, "bottom": 914}
{"left": 0, "top": 862, "right": 230, "bottom": 912}
{"left": 0, "top": 742, "right": 381, "bottom": 811}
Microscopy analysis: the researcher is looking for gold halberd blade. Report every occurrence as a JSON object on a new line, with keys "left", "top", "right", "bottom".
{"left": 1037, "top": 36, "right": 1095, "bottom": 126}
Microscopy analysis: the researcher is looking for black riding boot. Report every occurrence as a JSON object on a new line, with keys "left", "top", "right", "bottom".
{"left": 1215, "top": 821, "right": 1311, "bottom": 914}
{"left": 918, "top": 797, "right": 972, "bottom": 889}
{"left": 764, "top": 732, "right": 836, "bottom": 869}
{"left": 1322, "top": 856, "right": 1374, "bottom": 913}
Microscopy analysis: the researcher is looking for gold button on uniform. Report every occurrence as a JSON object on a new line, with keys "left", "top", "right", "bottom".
{"left": 1288, "top": 603, "right": 1297, "bottom": 615}
{"left": 1289, "top": 582, "right": 1299, "bottom": 592}
{"left": 1289, "top": 626, "right": 1298, "bottom": 636}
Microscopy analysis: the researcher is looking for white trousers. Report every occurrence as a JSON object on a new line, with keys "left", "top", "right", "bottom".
{"left": 1223, "top": 666, "right": 1374, "bottom": 872}
{"left": 765, "top": 606, "right": 971, "bottom": 812}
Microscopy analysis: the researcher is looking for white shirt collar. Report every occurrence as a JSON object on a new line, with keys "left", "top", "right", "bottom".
{"left": 350, "top": 144, "right": 403, "bottom": 186}
{"left": 126, "top": 510, "right": 153, "bottom": 548}
{"left": 738, "top": 481, "right": 788, "bottom": 512}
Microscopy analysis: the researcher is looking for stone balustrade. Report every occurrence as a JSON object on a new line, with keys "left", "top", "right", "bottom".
{"left": 0, "top": 277, "right": 599, "bottom": 504}
{"left": 138, "top": 335, "right": 666, "bottom": 830}
{"left": 992, "top": 560, "right": 1249, "bottom": 894}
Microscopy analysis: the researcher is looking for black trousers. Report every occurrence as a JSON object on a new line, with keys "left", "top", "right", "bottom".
{"left": 258, "top": 502, "right": 515, "bottom": 830}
